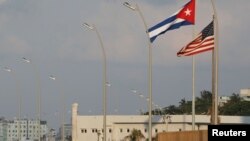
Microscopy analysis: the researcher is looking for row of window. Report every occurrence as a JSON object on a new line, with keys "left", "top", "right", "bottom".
{"left": 8, "top": 134, "right": 40, "bottom": 137}
{"left": 13, "top": 121, "right": 39, "bottom": 124}
{"left": 80, "top": 128, "right": 158, "bottom": 134}
{"left": 8, "top": 130, "right": 41, "bottom": 133}
{"left": 9, "top": 125, "right": 40, "bottom": 128}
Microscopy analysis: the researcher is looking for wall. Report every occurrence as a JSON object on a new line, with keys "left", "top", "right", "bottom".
{"left": 157, "top": 130, "right": 207, "bottom": 141}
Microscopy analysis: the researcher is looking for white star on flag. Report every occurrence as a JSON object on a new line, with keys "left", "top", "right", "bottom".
{"left": 184, "top": 8, "right": 191, "bottom": 16}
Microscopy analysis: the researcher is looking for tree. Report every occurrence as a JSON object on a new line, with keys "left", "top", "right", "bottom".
{"left": 124, "top": 129, "right": 145, "bottom": 141}
{"left": 228, "top": 93, "right": 241, "bottom": 104}
{"left": 195, "top": 90, "right": 212, "bottom": 114}
{"left": 179, "top": 98, "right": 192, "bottom": 114}
{"left": 149, "top": 90, "right": 250, "bottom": 116}
{"left": 219, "top": 94, "right": 250, "bottom": 115}
{"left": 164, "top": 105, "right": 181, "bottom": 114}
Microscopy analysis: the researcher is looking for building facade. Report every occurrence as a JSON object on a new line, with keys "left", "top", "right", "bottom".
{"left": 47, "top": 129, "right": 56, "bottom": 141}
{"left": 0, "top": 118, "right": 49, "bottom": 141}
{"left": 218, "top": 96, "right": 230, "bottom": 106}
{"left": 0, "top": 117, "right": 8, "bottom": 141}
{"left": 71, "top": 103, "right": 250, "bottom": 141}
{"left": 56, "top": 124, "right": 72, "bottom": 141}
{"left": 240, "top": 88, "right": 250, "bottom": 101}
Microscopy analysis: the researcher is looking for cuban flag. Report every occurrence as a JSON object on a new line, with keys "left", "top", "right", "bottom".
{"left": 148, "top": 0, "right": 195, "bottom": 43}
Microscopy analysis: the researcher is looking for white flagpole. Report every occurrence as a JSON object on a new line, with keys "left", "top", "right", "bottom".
{"left": 211, "top": 0, "right": 219, "bottom": 125}
{"left": 192, "top": 0, "right": 197, "bottom": 130}
{"left": 192, "top": 56, "right": 196, "bottom": 129}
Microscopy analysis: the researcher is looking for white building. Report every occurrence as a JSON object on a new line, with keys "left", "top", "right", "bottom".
{"left": 7, "top": 119, "right": 48, "bottom": 141}
{"left": 47, "top": 129, "right": 56, "bottom": 141}
{"left": 56, "top": 124, "right": 71, "bottom": 141}
{"left": 218, "top": 96, "right": 230, "bottom": 106}
{"left": 71, "top": 103, "right": 250, "bottom": 141}
{"left": 240, "top": 88, "right": 250, "bottom": 101}
{"left": 0, "top": 117, "right": 8, "bottom": 141}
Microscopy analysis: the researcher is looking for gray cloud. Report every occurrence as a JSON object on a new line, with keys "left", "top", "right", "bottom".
{"left": 0, "top": 0, "right": 249, "bottom": 130}
{"left": 0, "top": 0, "right": 6, "bottom": 5}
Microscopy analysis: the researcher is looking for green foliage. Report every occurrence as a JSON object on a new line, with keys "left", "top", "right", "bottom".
{"left": 219, "top": 94, "right": 250, "bottom": 115}
{"left": 151, "top": 90, "right": 250, "bottom": 116}
{"left": 195, "top": 90, "right": 212, "bottom": 114}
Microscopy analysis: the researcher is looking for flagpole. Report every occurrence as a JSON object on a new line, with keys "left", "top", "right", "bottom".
{"left": 192, "top": 56, "right": 196, "bottom": 129}
{"left": 192, "top": 0, "right": 196, "bottom": 130}
{"left": 211, "top": 0, "right": 219, "bottom": 125}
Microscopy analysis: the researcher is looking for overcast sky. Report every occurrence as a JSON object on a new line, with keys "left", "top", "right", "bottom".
{"left": 0, "top": 0, "right": 250, "bottom": 130}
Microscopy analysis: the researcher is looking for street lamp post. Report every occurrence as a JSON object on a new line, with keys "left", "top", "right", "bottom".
{"left": 83, "top": 23, "right": 107, "bottom": 141}
{"left": 131, "top": 90, "right": 170, "bottom": 131}
{"left": 49, "top": 75, "right": 65, "bottom": 141}
{"left": 22, "top": 57, "right": 41, "bottom": 141}
{"left": 124, "top": 2, "right": 153, "bottom": 140}
{"left": 3, "top": 67, "right": 21, "bottom": 141}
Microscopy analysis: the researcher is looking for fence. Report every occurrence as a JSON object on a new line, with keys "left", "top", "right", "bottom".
{"left": 157, "top": 130, "right": 207, "bottom": 141}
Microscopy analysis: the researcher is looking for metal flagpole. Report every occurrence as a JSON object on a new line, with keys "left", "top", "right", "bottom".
{"left": 192, "top": 0, "right": 197, "bottom": 130}
{"left": 192, "top": 56, "right": 196, "bottom": 129}
{"left": 211, "top": 0, "right": 219, "bottom": 125}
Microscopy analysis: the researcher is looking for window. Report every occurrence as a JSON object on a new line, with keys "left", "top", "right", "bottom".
{"left": 109, "top": 129, "right": 112, "bottom": 133}
{"left": 120, "top": 129, "right": 123, "bottom": 133}
{"left": 155, "top": 129, "right": 158, "bottom": 133}
{"left": 144, "top": 129, "right": 147, "bottom": 133}
{"left": 81, "top": 129, "right": 87, "bottom": 133}
{"left": 127, "top": 129, "right": 130, "bottom": 133}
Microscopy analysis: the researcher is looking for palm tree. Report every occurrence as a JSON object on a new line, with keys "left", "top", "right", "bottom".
{"left": 124, "top": 129, "right": 145, "bottom": 141}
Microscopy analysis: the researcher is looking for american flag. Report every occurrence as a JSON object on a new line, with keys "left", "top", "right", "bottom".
{"left": 177, "top": 20, "right": 214, "bottom": 56}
